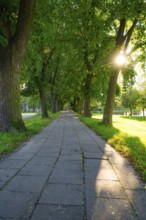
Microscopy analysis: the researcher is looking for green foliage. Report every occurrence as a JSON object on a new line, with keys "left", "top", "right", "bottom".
{"left": 0, "top": 0, "right": 19, "bottom": 46}
{"left": 20, "top": 0, "right": 146, "bottom": 119}
{"left": 122, "top": 66, "right": 136, "bottom": 90}
{"left": 121, "top": 88, "right": 140, "bottom": 115}
{"left": 138, "top": 96, "right": 146, "bottom": 116}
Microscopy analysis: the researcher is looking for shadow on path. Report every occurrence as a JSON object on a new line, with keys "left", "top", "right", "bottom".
{"left": 0, "top": 111, "right": 146, "bottom": 220}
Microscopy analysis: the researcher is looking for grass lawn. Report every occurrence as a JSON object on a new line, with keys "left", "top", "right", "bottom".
{"left": 78, "top": 114, "right": 146, "bottom": 182}
{"left": 0, "top": 112, "right": 60, "bottom": 157}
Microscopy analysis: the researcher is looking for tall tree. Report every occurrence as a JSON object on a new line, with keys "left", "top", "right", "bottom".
{"left": 0, "top": 0, "right": 36, "bottom": 131}
{"left": 102, "top": 0, "right": 146, "bottom": 125}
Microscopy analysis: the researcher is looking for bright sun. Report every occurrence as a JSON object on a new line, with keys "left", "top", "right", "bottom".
{"left": 115, "top": 54, "right": 127, "bottom": 66}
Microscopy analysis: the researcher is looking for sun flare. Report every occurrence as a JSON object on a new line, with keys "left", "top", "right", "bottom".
{"left": 115, "top": 54, "right": 127, "bottom": 66}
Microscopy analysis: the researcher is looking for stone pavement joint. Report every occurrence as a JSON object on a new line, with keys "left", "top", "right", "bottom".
{"left": 0, "top": 111, "right": 146, "bottom": 220}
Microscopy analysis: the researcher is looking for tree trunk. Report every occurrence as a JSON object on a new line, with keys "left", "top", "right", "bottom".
{"left": 142, "top": 108, "right": 145, "bottom": 117}
{"left": 50, "top": 91, "right": 56, "bottom": 113}
{"left": 84, "top": 97, "right": 91, "bottom": 117}
{"left": 76, "top": 98, "right": 81, "bottom": 113}
{"left": 102, "top": 18, "right": 137, "bottom": 125}
{"left": 0, "top": 0, "right": 36, "bottom": 131}
{"left": 38, "top": 87, "right": 49, "bottom": 119}
{"left": 102, "top": 68, "right": 119, "bottom": 125}
{"left": 72, "top": 97, "right": 81, "bottom": 113}
{"left": 129, "top": 108, "right": 133, "bottom": 116}
{"left": 58, "top": 100, "right": 63, "bottom": 111}
{"left": 0, "top": 50, "right": 25, "bottom": 131}
{"left": 83, "top": 72, "right": 93, "bottom": 117}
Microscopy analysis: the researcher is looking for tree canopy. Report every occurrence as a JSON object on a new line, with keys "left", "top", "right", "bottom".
{"left": 0, "top": 0, "right": 146, "bottom": 131}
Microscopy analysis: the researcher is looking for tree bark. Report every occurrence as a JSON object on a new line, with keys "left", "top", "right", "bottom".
{"left": 49, "top": 56, "right": 60, "bottom": 113}
{"left": 142, "top": 108, "right": 145, "bottom": 117}
{"left": 83, "top": 72, "right": 93, "bottom": 117}
{"left": 50, "top": 91, "right": 57, "bottom": 113}
{"left": 129, "top": 108, "right": 133, "bottom": 116}
{"left": 0, "top": 0, "right": 36, "bottom": 131}
{"left": 38, "top": 87, "right": 49, "bottom": 119}
{"left": 84, "top": 97, "right": 91, "bottom": 117}
{"left": 102, "top": 68, "right": 119, "bottom": 124}
{"left": 0, "top": 50, "right": 25, "bottom": 131}
{"left": 83, "top": 48, "right": 93, "bottom": 117}
{"left": 57, "top": 100, "right": 63, "bottom": 111}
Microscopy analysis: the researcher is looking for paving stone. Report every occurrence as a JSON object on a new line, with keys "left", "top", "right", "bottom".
{"left": 60, "top": 152, "right": 79, "bottom": 157}
{"left": 40, "top": 145, "right": 61, "bottom": 150}
{"left": 19, "top": 164, "right": 52, "bottom": 176}
{"left": 0, "top": 180, "right": 6, "bottom": 189}
{"left": 63, "top": 141, "right": 79, "bottom": 146}
{"left": 86, "top": 197, "right": 137, "bottom": 220}
{"left": 91, "top": 136, "right": 106, "bottom": 149}
{"left": 85, "top": 167, "right": 118, "bottom": 181}
{"left": 0, "top": 159, "right": 27, "bottom": 169}
{"left": 79, "top": 140, "right": 96, "bottom": 145}
{"left": 31, "top": 204, "right": 83, "bottom": 220}
{"left": 0, "top": 191, "right": 37, "bottom": 219}
{"left": 85, "top": 159, "right": 112, "bottom": 169}
{"left": 83, "top": 151, "right": 107, "bottom": 159}
{"left": 55, "top": 160, "right": 82, "bottom": 171}
{"left": 18, "top": 144, "right": 41, "bottom": 153}
{"left": 0, "top": 168, "right": 17, "bottom": 182}
{"left": 39, "top": 184, "right": 83, "bottom": 205}
{"left": 8, "top": 152, "right": 35, "bottom": 160}
{"left": 89, "top": 139, "right": 102, "bottom": 148}
{"left": 86, "top": 179, "right": 126, "bottom": 198}
{"left": 37, "top": 151, "right": 59, "bottom": 157}
{"left": 63, "top": 137, "right": 78, "bottom": 141}
{"left": 96, "top": 167, "right": 118, "bottom": 181}
{"left": 59, "top": 155, "right": 82, "bottom": 161}
{"left": 5, "top": 175, "right": 47, "bottom": 193}
{"left": 62, "top": 144, "right": 79, "bottom": 149}
{"left": 105, "top": 151, "right": 130, "bottom": 165}
{"left": 113, "top": 164, "right": 145, "bottom": 190}
{"left": 28, "top": 156, "right": 56, "bottom": 166}
{"left": 61, "top": 149, "right": 81, "bottom": 155}
{"left": 104, "top": 143, "right": 117, "bottom": 152}
{"left": 43, "top": 140, "right": 61, "bottom": 145}
{"left": 49, "top": 169, "right": 82, "bottom": 184}
{"left": 125, "top": 189, "right": 146, "bottom": 219}
{"left": 81, "top": 145, "right": 100, "bottom": 151}
{"left": 0, "top": 218, "right": 23, "bottom": 220}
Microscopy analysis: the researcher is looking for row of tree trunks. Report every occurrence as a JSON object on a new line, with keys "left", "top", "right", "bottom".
{"left": 50, "top": 93, "right": 63, "bottom": 113}
{"left": 71, "top": 97, "right": 83, "bottom": 113}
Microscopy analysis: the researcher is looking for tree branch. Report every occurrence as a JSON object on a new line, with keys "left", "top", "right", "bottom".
{"left": 124, "top": 19, "right": 137, "bottom": 52}
{"left": 116, "top": 18, "right": 126, "bottom": 46}
{"left": 14, "top": 0, "right": 36, "bottom": 60}
{"left": 84, "top": 44, "right": 93, "bottom": 72}
{"left": 43, "top": 47, "right": 56, "bottom": 72}
{"left": 92, "top": 45, "right": 99, "bottom": 64}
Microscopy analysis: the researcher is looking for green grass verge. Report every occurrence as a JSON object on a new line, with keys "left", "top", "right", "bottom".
{"left": 78, "top": 114, "right": 146, "bottom": 182}
{"left": 0, "top": 112, "right": 60, "bottom": 157}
